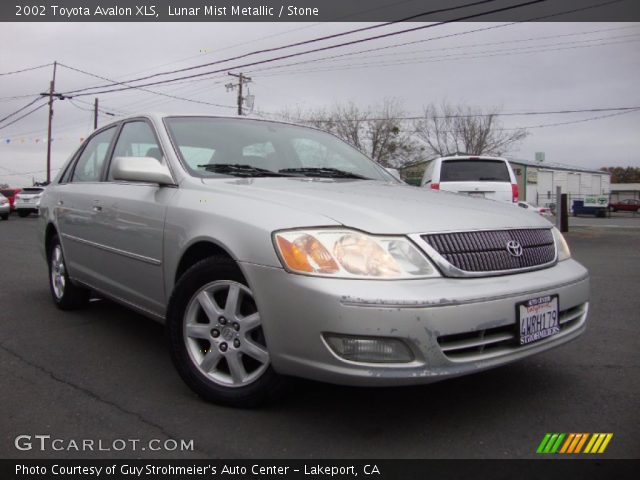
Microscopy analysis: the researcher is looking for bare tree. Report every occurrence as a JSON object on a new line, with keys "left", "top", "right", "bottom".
{"left": 277, "top": 99, "right": 423, "bottom": 168}
{"left": 413, "top": 102, "right": 528, "bottom": 157}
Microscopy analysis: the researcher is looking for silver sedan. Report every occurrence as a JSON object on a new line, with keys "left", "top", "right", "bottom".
{"left": 39, "top": 114, "right": 589, "bottom": 407}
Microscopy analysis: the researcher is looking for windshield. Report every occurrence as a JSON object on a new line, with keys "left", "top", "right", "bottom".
{"left": 440, "top": 159, "right": 511, "bottom": 182}
{"left": 164, "top": 117, "right": 393, "bottom": 181}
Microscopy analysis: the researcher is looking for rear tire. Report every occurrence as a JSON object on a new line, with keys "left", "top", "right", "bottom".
{"left": 48, "top": 235, "right": 91, "bottom": 310}
{"left": 0, "top": 214, "right": 7, "bottom": 221}
{"left": 166, "top": 256, "right": 287, "bottom": 408}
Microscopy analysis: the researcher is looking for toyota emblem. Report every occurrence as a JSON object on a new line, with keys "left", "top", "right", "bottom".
{"left": 506, "top": 240, "right": 523, "bottom": 257}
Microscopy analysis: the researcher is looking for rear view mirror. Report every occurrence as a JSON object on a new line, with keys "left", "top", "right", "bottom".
{"left": 111, "top": 157, "right": 175, "bottom": 185}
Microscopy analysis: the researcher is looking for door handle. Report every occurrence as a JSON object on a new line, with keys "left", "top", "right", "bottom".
{"left": 92, "top": 205, "right": 102, "bottom": 212}
{"left": 57, "top": 200, "right": 64, "bottom": 206}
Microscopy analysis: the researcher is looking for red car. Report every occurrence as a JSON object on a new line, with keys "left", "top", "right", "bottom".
{"left": 609, "top": 199, "right": 640, "bottom": 212}
{"left": 0, "top": 188, "right": 21, "bottom": 212}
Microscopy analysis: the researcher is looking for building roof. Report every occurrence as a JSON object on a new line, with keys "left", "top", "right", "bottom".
{"left": 507, "top": 157, "right": 609, "bottom": 176}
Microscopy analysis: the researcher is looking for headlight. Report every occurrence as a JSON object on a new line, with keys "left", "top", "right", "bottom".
{"left": 273, "top": 229, "right": 439, "bottom": 279}
{"left": 552, "top": 227, "right": 571, "bottom": 261}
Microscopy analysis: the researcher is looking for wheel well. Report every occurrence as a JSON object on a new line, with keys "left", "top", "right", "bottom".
{"left": 45, "top": 223, "right": 58, "bottom": 261}
{"left": 175, "top": 241, "right": 235, "bottom": 285}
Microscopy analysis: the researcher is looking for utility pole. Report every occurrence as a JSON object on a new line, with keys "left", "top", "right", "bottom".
{"left": 226, "top": 72, "right": 252, "bottom": 116}
{"left": 45, "top": 61, "right": 57, "bottom": 184}
{"left": 40, "top": 61, "right": 68, "bottom": 184}
{"left": 93, "top": 98, "right": 99, "bottom": 130}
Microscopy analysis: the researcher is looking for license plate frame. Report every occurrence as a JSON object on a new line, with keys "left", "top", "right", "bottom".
{"left": 516, "top": 295, "right": 560, "bottom": 346}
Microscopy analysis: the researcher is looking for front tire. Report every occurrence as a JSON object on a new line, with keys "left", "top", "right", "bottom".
{"left": 0, "top": 214, "right": 7, "bottom": 221}
{"left": 48, "top": 235, "right": 91, "bottom": 310}
{"left": 166, "top": 256, "right": 286, "bottom": 408}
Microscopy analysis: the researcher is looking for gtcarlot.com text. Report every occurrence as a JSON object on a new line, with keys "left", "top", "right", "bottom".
{"left": 14, "top": 435, "right": 194, "bottom": 452}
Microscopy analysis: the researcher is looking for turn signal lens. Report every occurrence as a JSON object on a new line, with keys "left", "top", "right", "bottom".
{"left": 274, "top": 229, "right": 439, "bottom": 279}
{"left": 276, "top": 234, "right": 339, "bottom": 274}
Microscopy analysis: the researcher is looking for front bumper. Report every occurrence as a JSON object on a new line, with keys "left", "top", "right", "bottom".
{"left": 241, "top": 259, "right": 589, "bottom": 386}
{"left": 0, "top": 204, "right": 9, "bottom": 216}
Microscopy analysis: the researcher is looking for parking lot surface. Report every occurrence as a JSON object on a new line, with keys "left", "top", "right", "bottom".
{"left": 1, "top": 217, "right": 638, "bottom": 459}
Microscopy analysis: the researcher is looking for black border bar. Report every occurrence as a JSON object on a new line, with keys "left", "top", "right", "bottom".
{"left": 3, "top": 0, "right": 640, "bottom": 22}
{"left": 4, "top": 459, "right": 640, "bottom": 480}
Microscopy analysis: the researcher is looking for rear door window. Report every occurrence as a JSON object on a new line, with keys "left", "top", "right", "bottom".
{"left": 440, "top": 160, "right": 511, "bottom": 182}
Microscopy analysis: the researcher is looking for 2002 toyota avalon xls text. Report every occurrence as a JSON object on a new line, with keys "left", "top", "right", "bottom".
{"left": 39, "top": 114, "right": 589, "bottom": 407}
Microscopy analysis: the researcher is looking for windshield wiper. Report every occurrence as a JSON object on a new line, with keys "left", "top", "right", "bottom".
{"left": 197, "top": 164, "right": 292, "bottom": 177}
{"left": 279, "top": 167, "right": 371, "bottom": 180}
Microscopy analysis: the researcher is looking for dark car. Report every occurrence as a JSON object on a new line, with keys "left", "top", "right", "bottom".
{"left": 0, "top": 188, "right": 21, "bottom": 212}
{"left": 609, "top": 199, "right": 640, "bottom": 212}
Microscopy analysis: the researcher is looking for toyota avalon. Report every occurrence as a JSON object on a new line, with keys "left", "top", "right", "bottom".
{"left": 38, "top": 114, "right": 589, "bottom": 407}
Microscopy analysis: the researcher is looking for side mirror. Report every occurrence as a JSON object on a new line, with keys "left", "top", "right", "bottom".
{"left": 111, "top": 156, "right": 175, "bottom": 185}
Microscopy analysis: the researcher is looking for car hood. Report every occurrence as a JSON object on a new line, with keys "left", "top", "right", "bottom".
{"left": 200, "top": 177, "right": 551, "bottom": 234}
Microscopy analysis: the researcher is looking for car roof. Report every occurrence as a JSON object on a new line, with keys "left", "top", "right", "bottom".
{"left": 108, "top": 112, "right": 312, "bottom": 131}
{"left": 438, "top": 155, "right": 508, "bottom": 162}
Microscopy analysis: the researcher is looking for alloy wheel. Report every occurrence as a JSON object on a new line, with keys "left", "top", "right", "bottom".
{"left": 51, "top": 244, "right": 66, "bottom": 300}
{"left": 183, "top": 280, "right": 269, "bottom": 387}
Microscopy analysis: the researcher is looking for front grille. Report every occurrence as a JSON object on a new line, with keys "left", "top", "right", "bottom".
{"left": 437, "top": 302, "right": 588, "bottom": 362}
{"left": 421, "top": 229, "right": 555, "bottom": 273}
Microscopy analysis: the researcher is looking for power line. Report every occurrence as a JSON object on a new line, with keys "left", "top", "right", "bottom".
{"left": 252, "top": 35, "right": 640, "bottom": 77}
{"left": 60, "top": 0, "right": 504, "bottom": 95}
{"left": 0, "top": 62, "right": 53, "bottom": 76}
{"left": 68, "top": 98, "right": 117, "bottom": 118}
{"left": 52, "top": 1, "right": 427, "bottom": 97}
{"left": 65, "top": 0, "right": 549, "bottom": 97}
{"left": 71, "top": 97, "right": 129, "bottom": 116}
{"left": 396, "top": 107, "right": 640, "bottom": 133}
{"left": 57, "top": 62, "right": 237, "bottom": 109}
{"left": 60, "top": 0, "right": 624, "bottom": 98}
{"left": 0, "top": 97, "right": 43, "bottom": 123}
{"left": 507, "top": 107, "right": 640, "bottom": 130}
{"left": 247, "top": 24, "right": 640, "bottom": 75}
{"left": 0, "top": 101, "right": 48, "bottom": 130}
{"left": 0, "top": 93, "right": 43, "bottom": 102}
{"left": 291, "top": 107, "right": 640, "bottom": 123}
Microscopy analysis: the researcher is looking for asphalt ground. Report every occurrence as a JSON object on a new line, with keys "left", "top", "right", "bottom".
{"left": 1, "top": 216, "right": 638, "bottom": 459}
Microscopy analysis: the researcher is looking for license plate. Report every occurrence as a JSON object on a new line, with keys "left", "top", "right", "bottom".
{"left": 467, "top": 192, "right": 485, "bottom": 198}
{"left": 517, "top": 295, "right": 559, "bottom": 345}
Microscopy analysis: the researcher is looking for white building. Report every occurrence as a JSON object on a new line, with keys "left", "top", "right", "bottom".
{"left": 507, "top": 158, "right": 611, "bottom": 205}
{"left": 610, "top": 183, "right": 640, "bottom": 202}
